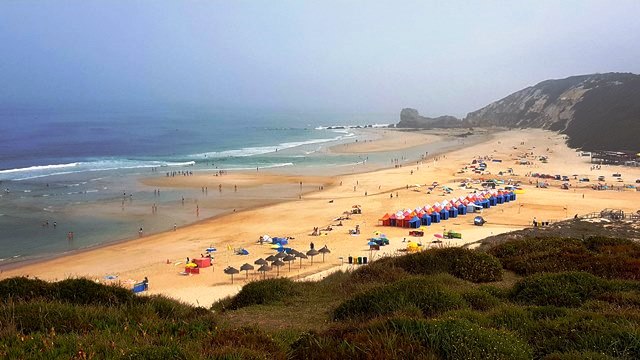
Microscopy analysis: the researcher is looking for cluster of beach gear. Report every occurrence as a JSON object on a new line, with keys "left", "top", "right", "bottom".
{"left": 223, "top": 244, "right": 331, "bottom": 283}
{"left": 379, "top": 189, "right": 517, "bottom": 229}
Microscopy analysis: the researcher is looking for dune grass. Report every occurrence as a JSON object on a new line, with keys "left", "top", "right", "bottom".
{"left": 2, "top": 235, "right": 640, "bottom": 359}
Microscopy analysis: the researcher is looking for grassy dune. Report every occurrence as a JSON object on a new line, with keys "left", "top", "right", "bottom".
{"left": 2, "top": 237, "right": 640, "bottom": 359}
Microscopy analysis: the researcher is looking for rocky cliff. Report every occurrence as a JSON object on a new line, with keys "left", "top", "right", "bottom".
{"left": 464, "top": 73, "right": 640, "bottom": 151}
{"left": 397, "top": 108, "right": 461, "bottom": 128}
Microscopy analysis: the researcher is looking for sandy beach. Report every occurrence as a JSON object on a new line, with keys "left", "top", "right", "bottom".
{"left": 3, "top": 128, "right": 640, "bottom": 308}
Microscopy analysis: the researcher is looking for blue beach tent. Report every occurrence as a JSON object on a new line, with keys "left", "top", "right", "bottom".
{"left": 431, "top": 212, "right": 441, "bottom": 223}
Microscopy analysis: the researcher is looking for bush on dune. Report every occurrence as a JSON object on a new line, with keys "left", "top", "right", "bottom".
{"left": 387, "top": 247, "right": 503, "bottom": 283}
{"left": 510, "top": 271, "right": 638, "bottom": 307}
{"left": 0, "top": 277, "right": 51, "bottom": 302}
{"left": 0, "top": 277, "right": 135, "bottom": 306}
{"left": 489, "top": 236, "right": 640, "bottom": 280}
{"left": 333, "top": 276, "right": 465, "bottom": 321}
{"left": 226, "top": 278, "right": 299, "bottom": 310}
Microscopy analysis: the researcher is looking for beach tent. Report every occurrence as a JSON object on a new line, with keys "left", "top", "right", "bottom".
{"left": 389, "top": 213, "right": 397, "bottom": 227}
{"left": 458, "top": 204, "right": 467, "bottom": 215}
{"left": 379, "top": 213, "right": 391, "bottom": 226}
{"left": 403, "top": 214, "right": 414, "bottom": 228}
{"left": 409, "top": 216, "right": 421, "bottom": 228}
{"left": 431, "top": 212, "right": 441, "bottom": 223}
{"left": 449, "top": 206, "right": 458, "bottom": 218}
{"left": 421, "top": 213, "right": 432, "bottom": 226}
{"left": 272, "top": 237, "right": 288, "bottom": 246}
{"left": 496, "top": 194, "right": 504, "bottom": 204}
{"left": 489, "top": 196, "right": 497, "bottom": 207}
{"left": 439, "top": 209, "right": 449, "bottom": 221}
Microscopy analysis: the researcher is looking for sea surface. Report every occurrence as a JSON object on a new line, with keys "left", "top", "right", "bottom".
{"left": 0, "top": 107, "right": 401, "bottom": 266}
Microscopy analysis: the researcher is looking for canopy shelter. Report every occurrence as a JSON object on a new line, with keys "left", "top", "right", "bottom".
{"left": 408, "top": 216, "right": 421, "bottom": 228}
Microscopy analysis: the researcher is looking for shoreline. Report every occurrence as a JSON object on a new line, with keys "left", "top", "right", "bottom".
{"left": 0, "top": 127, "right": 467, "bottom": 270}
{"left": 3, "top": 128, "right": 639, "bottom": 308}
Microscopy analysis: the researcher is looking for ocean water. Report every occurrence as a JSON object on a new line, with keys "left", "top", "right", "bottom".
{"left": 0, "top": 108, "right": 396, "bottom": 265}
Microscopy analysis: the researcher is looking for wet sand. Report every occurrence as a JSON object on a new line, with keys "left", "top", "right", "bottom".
{"left": 3, "top": 128, "right": 640, "bottom": 308}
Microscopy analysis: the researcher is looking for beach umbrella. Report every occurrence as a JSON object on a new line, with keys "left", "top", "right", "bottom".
{"left": 296, "top": 252, "right": 308, "bottom": 268}
{"left": 306, "top": 249, "right": 320, "bottom": 265}
{"left": 272, "top": 259, "right": 285, "bottom": 276}
{"left": 254, "top": 258, "right": 267, "bottom": 266}
{"left": 185, "top": 262, "right": 197, "bottom": 268}
{"left": 283, "top": 254, "right": 296, "bottom": 271}
{"left": 258, "top": 264, "right": 271, "bottom": 279}
{"left": 223, "top": 266, "right": 240, "bottom": 284}
{"left": 265, "top": 254, "right": 278, "bottom": 265}
{"left": 275, "top": 251, "right": 287, "bottom": 259}
{"left": 288, "top": 250, "right": 301, "bottom": 258}
{"left": 240, "top": 263, "right": 254, "bottom": 278}
{"left": 318, "top": 246, "right": 331, "bottom": 262}
{"left": 434, "top": 233, "right": 443, "bottom": 239}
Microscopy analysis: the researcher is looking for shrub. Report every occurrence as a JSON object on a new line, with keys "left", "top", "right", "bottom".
{"left": 392, "top": 248, "right": 503, "bottom": 282}
{"left": 288, "top": 328, "right": 438, "bottom": 360}
{"left": 386, "top": 317, "right": 533, "bottom": 359}
{"left": 0, "top": 277, "right": 51, "bottom": 302}
{"left": 489, "top": 237, "right": 640, "bottom": 280}
{"left": 462, "top": 289, "right": 501, "bottom": 311}
{"left": 510, "top": 272, "right": 629, "bottom": 307}
{"left": 543, "top": 351, "right": 617, "bottom": 360}
{"left": 525, "top": 312, "right": 640, "bottom": 358}
{"left": 53, "top": 278, "right": 135, "bottom": 306}
{"left": 122, "top": 345, "right": 187, "bottom": 359}
{"left": 204, "top": 327, "right": 286, "bottom": 359}
{"left": 350, "top": 260, "right": 409, "bottom": 284}
{"left": 333, "top": 277, "right": 465, "bottom": 320}
{"left": 228, "top": 278, "right": 299, "bottom": 310}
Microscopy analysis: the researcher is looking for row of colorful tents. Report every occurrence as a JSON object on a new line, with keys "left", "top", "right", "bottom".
{"left": 379, "top": 189, "right": 517, "bottom": 228}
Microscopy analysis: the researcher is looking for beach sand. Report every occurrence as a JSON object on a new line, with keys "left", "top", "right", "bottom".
{"left": 3, "top": 128, "right": 640, "bottom": 308}
{"left": 329, "top": 129, "right": 442, "bottom": 154}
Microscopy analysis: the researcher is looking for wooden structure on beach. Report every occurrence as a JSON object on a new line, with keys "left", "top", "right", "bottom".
{"left": 580, "top": 208, "right": 640, "bottom": 221}
{"left": 590, "top": 151, "right": 639, "bottom": 166}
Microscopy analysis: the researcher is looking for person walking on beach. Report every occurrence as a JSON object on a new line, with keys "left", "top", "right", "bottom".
{"left": 139, "top": 227, "right": 143, "bottom": 237}
{"left": 310, "top": 241, "right": 315, "bottom": 250}
{"left": 174, "top": 223, "right": 177, "bottom": 231}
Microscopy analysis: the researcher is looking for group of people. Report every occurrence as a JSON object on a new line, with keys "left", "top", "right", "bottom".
{"left": 166, "top": 170, "right": 194, "bottom": 177}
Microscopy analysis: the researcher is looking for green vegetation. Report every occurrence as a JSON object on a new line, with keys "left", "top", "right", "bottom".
{"left": 488, "top": 236, "right": 640, "bottom": 280}
{"left": 2, "top": 235, "right": 640, "bottom": 359}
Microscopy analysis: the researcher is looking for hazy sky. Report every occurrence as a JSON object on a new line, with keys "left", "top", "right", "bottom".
{"left": 1, "top": 1, "right": 639, "bottom": 117}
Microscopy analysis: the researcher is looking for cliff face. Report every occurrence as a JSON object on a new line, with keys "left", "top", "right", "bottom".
{"left": 464, "top": 73, "right": 640, "bottom": 151}
{"left": 397, "top": 108, "right": 461, "bottom": 128}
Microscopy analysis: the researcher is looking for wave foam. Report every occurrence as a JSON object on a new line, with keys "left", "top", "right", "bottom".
{"left": 190, "top": 134, "right": 349, "bottom": 158}
{"left": 2, "top": 160, "right": 196, "bottom": 181}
